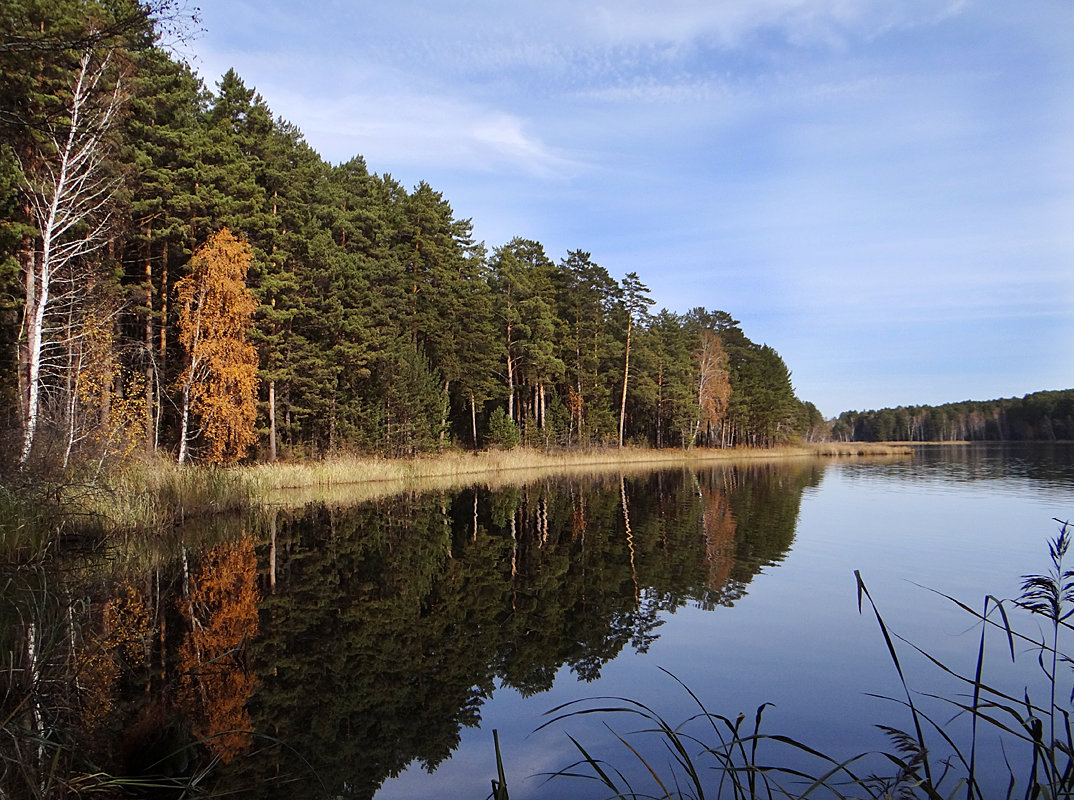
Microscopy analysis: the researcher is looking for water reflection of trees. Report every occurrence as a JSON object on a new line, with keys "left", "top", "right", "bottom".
{"left": 228, "top": 463, "right": 821, "bottom": 797}
{"left": 178, "top": 535, "right": 260, "bottom": 763}
{"left": 0, "top": 462, "right": 822, "bottom": 798}
{"left": 0, "top": 535, "right": 260, "bottom": 797}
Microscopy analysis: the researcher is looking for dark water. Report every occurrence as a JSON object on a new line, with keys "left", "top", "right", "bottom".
{"left": 4, "top": 444, "right": 1074, "bottom": 798}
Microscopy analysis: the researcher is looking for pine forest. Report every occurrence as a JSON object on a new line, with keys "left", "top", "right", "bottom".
{"left": 4, "top": 2, "right": 1070, "bottom": 474}
{"left": 0, "top": 0, "right": 823, "bottom": 471}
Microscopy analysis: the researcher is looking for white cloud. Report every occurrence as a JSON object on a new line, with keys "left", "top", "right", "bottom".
{"left": 184, "top": 0, "right": 1074, "bottom": 416}
{"left": 265, "top": 86, "right": 579, "bottom": 177}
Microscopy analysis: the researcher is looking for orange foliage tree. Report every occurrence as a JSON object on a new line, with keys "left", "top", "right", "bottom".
{"left": 175, "top": 228, "right": 259, "bottom": 465}
{"left": 694, "top": 329, "right": 731, "bottom": 447}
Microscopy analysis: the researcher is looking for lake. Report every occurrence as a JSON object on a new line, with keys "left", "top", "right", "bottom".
{"left": 3, "top": 443, "right": 1074, "bottom": 798}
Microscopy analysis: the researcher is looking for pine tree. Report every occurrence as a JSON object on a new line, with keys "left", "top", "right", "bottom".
{"left": 553, "top": 250, "right": 620, "bottom": 445}
{"left": 488, "top": 237, "right": 564, "bottom": 441}
{"left": 120, "top": 46, "right": 205, "bottom": 449}
{"left": 617, "top": 272, "right": 653, "bottom": 448}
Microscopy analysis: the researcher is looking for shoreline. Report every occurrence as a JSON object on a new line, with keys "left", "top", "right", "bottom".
{"left": 245, "top": 442, "right": 912, "bottom": 488}
{"left": 242, "top": 443, "right": 912, "bottom": 506}
{"left": 71, "top": 443, "right": 913, "bottom": 533}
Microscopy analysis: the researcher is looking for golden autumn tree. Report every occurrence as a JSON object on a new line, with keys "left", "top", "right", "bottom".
{"left": 693, "top": 329, "right": 731, "bottom": 447}
{"left": 175, "top": 228, "right": 259, "bottom": 465}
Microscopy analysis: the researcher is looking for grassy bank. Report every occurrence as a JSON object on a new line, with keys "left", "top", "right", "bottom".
{"left": 70, "top": 459, "right": 256, "bottom": 534}
{"left": 243, "top": 443, "right": 911, "bottom": 507}
{"left": 244, "top": 442, "right": 911, "bottom": 492}
{"left": 3, "top": 443, "right": 910, "bottom": 546}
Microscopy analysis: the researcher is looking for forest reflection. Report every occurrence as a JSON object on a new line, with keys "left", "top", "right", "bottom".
{"left": 0, "top": 462, "right": 822, "bottom": 798}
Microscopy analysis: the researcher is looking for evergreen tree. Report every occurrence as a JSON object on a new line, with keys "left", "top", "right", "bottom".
{"left": 553, "top": 250, "right": 620, "bottom": 445}
{"left": 643, "top": 310, "right": 695, "bottom": 448}
{"left": 617, "top": 272, "right": 653, "bottom": 447}
{"left": 119, "top": 46, "right": 206, "bottom": 449}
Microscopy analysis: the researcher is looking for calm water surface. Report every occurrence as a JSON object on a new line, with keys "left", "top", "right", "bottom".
{"left": 381, "top": 444, "right": 1074, "bottom": 799}
{"left": 4, "top": 444, "right": 1074, "bottom": 798}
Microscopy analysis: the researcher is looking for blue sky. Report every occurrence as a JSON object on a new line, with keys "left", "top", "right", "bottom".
{"left": 182, "top": 1, "right": 1074, "bottom": 417}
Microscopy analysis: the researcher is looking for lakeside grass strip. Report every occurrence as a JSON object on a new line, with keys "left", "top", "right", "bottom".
{"left": 245, "top": 440, "right": 915, "bottom": 489}
{"left": 71, "top": 443, "right": 909, "bottom": 530}
{"left": 243, "top": 443, "right": 910, "bottom": 507}
{"left": 243, "top": 443, "right": 910, "bottom": 491}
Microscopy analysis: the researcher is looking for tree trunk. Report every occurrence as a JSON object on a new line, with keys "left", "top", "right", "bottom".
{"left": 177, "top": 379, "right": 191, "bottom": 465}
{"left": 144, "top": 223, "right": 155, "bottom": 447}
{"left": 20, "top": 251, "right": 47, "bottom": 464}
{"left": 618, "top": 320, "right": 631, "bottom": 448}
{"left": 506, "top": 350, "right": 515, "bottom": 421}
{"left": 268, "top": 379, "right": 277, "bottom": 462}
{"left": 159, "top": 243, "right": 168, "bottom": 365}
{"left": 439, "top": 378, "right": 450, "bottom": 445}
{"left": 470, "top": 390, "right": 478, "bottom": 450}
{"left": 16, "top": 233, "right": 32, "bottom": 428}
{"left": 62, "top": 303, "right": 79, "bottom": 468}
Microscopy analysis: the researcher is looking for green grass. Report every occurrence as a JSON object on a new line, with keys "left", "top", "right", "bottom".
{"left": 0, "top": 486, "right": 58, "bottom": 562}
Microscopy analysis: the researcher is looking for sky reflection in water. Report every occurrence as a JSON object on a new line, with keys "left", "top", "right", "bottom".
{"left": 382, "top": 445, "right": 1074, "bottom": 799}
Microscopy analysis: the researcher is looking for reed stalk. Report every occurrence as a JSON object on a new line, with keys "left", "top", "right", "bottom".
{"left": 543, "top": 520, "right": 1074, "bottom": 800}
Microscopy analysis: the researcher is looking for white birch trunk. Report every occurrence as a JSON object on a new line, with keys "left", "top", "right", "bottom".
{"left": 19, "top": 51, "right": 120, "bottom": 465}
{"left": 268, "top": 379, "right": 277, "bottom": 462}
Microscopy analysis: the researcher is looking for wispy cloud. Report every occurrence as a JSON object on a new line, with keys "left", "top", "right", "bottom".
{"left": 465, "top": 0, "right": 973, "bottom": 53}
{"left": 271, "top": 87, "right": 579, "bottom": 177}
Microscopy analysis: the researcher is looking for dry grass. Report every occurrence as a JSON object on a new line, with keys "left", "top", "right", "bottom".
{"left": 74, "top": 444, "right": 911, "bottom": 525}
{"left": 807, "top": 442, "right": 915, "bottom": 457}
{"left": 244, "top": 443, "right": 912, "bottom": 507}
{"left": 87, "top": 457, "right": 255, "bottom": 531}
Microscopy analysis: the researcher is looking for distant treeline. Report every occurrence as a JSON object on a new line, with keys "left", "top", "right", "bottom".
{"left": 1, "top": 1, "right": 821, "bottom": 467}
{"left": 831, "top": 389, "right": 1074, "bottom": 442}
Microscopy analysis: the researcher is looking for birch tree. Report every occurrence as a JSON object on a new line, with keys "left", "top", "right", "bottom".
{"left": 693, "top": 329, "right": 731, "bottom": 447}
{"left": 18, "top": 47, "right": 122, "bottom": 465}
{"left": 175, "top": 228, "right": 259, "bottom": 465}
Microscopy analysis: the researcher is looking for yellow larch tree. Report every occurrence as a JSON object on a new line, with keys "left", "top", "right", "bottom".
{"left": 694, "top": 329, "right": 731, "bottom": 447}
{"left": 175, "top": 228, "right": 259, "bottom": 465}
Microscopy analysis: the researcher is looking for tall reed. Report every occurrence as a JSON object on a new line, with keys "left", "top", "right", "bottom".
{"left": 91, "top": 458, "right": 257, "bottom": 531}
{"left": 542, "top": 520, "right": 1074, "bottom": 800}
{"left": 0, "top": 486, "right": 62, "bottom": 563}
